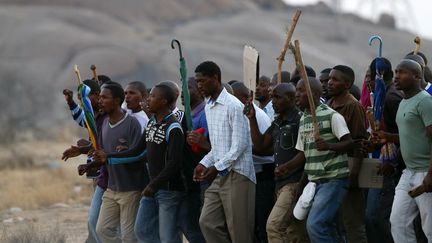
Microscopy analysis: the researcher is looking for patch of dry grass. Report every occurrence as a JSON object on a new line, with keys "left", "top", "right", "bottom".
{"left": 0, "top": 135, "right": 95, "bottom": 211}
{"left": 0, "top": 223, "right": 67, "bottom": 243}
{"left": 0, "top": 166, "right": 93, "bottom": 210}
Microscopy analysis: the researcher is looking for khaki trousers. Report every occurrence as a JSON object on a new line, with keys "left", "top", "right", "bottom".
{"left": 266, "top": 183, "right": 310, "bottom": 243}
{"left": 96, "top": 189, "right": 141, "bottom": 243}
{"left": 199, "top": 171, "right": 255, "bottom": 243}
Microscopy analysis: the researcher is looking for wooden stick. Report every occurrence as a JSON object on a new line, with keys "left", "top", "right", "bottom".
{"left": 277, "top": 9, "right": 301, "bottom": 84}
{"left": 414, "top": 36, "right": 421, "bottom": 55}
{"left": 409, "top": 184, "right": 426, "bottom": 198}
{"left": 293, "top": 40, "right": 320, "bottom": 139}
{"left": 90, "top": 64, "right": 99, "bottom": 82}
{"left": 366, "top": 109, "right": 377, "bottom": 132}
{"left": 74, "top": 64, "right": 82, "bottom": 84}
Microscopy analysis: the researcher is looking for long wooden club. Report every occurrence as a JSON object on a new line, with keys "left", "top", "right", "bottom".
{"left": 277, "top": 9, "right": 301, "bottom": 84}
{"left": 414, "top": 36, "right": 421, "bottom": 55}
{"left": 293, "top": 40, "right": 320, "bottom": 139}
{"left": 90, "top": 64, "right": 100, "bottom": 84}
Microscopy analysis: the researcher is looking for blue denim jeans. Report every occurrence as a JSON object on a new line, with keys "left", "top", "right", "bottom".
{"left": 366, "top": 174, "right": 398, "bottom": 243}
{"left": 177, "top": 191, "right": 205, "bottom": 243}
{"left": 134, "top": 196, "right": 160, "bottom": 243}
{"left": 155, "top": 190, "right": 185, "bottom": 243}
{"left": 87, "top": 185, "right": 104, "bottom": 243}
{"left": 306, "top": 178, "right": 349, "bottom": 243}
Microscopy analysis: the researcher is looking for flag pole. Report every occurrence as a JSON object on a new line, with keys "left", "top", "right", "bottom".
{"left": 74, "top": 65, "right": 82, "bottom": 85}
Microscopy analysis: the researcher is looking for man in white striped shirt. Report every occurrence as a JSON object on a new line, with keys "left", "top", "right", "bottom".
{"left": 192, "top": 61, "right": 256, "bottom": 243}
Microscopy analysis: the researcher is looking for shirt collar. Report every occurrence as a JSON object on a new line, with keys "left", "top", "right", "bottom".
{"left": 304, "top": 103, "right": 327, "bottom": 115}
{"left": 150, "top": 113, "right": 174, "bottom": 124}
{"left": 274, "top": 107, "right": 301, "bottom": 125}
{"left": 207, "top": 88, "right": 229, "bottom": 106}
{"left": 327, "top": 93, "right": 355, "bottom": 109}
{"left": 172, "top": 107, "right": 179, "bottom": 114}
{"left": 263, "top": 101, "right": 272, "bottom": 111}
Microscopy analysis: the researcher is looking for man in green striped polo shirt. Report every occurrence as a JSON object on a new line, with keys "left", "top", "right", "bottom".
{"left": 277, "top": 77, "right": 353, "bottom": 242}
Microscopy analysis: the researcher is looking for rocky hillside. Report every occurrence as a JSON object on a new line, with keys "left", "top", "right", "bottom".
{"left": 0, "top": 0, "right": 430, "bottom": 140}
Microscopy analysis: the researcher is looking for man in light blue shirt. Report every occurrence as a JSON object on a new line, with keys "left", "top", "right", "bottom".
{"left": 192, "top": 61, "right": 255, "bottom": 243}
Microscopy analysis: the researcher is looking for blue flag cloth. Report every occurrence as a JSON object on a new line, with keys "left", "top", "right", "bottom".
{"left": 373, "top": 57, "right": 387, "bottom": 121}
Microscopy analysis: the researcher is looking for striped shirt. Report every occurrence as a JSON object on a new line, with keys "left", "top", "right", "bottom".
{"left": 295, "top": 104, "right": 350, "bottom": 181}
{"left": 200, "top": 88, "right": 256, "bottom": 183}
{"left": 68, "top": 101, "right": 87, "bottom": 127}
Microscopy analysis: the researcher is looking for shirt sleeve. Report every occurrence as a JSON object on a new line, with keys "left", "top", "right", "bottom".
{"left": 199, "top": 151, "right": 214, "bottom": 168}
{"left": 331, "top": 113, "right": 350, "bottom": 139}
{"left": 108, "top": 149, "right": 147, "bottom": 165}
{"left": 295, "top": 129, "right": 304, "bottom": 151}
{"left": 213, "top": 104, "right": 251, "bottom": 171}
{"left": 69, "top": 101, "right": 86, "bottom": 127}
{"left": 418, "top": 95, "right": 432, "bottom": 127}
{"left": 148, "top": 127, "right": 184, "bottom": 190}
{"left": 345, "top": 102, "right": 368, "bottom": 139}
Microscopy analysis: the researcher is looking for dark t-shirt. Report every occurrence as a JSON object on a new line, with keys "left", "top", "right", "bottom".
{"left": 327, "top": 93, "right": 368, "bottom": 157}
{"left": 265, "top": 108, "right": 303, "bottom": 190}
{"left": 95, "top": 113, "right": 108, "bottom": 189}
{"left": 107, "top": 113, "right": 185, "bottom": 192}
{"left": 145, "top": 113, "right": 185, "bottom": 191}
{"left": 100, "top": 113, "right": 145, "bottom": 192}
{"left": 383, "top": 82, "right": 404, "bottom": 134}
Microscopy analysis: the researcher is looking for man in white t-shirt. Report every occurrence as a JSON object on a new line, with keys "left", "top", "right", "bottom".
{"left": 124, "top": 81, "right": 149, "bottom": 132}
{"left": 255, "top": 75, "right": 275, "bottom": 121}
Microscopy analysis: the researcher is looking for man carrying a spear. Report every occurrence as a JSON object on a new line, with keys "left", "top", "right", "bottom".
{"left": 245, "top": 82, "right": 309, "bottom": 243}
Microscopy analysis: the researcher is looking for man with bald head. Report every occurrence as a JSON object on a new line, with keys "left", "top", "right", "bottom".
{"left": 387, "top": 59, "right": 432, "bottom": 242}
{"left": 232, "top": 82, "right": 273, "bottom": 243}
{"left": 327, "top": 65, "right": 368, "bottom": 243}
{"left": 255, "top": 75, "right": 275, "bottom": 120}
{"left": 405, "top": 54, "right": 432, "bottom": 95}
{"left": 245, "top": 82, "right": 309, "bottom": 242}
{"left": 277, "top": 77, "right": 353, "bottom": 242}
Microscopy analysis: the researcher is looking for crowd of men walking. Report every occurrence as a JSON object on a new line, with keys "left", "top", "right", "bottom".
{"left": 62, "top": 48, "right": 432, "bottom": 243}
